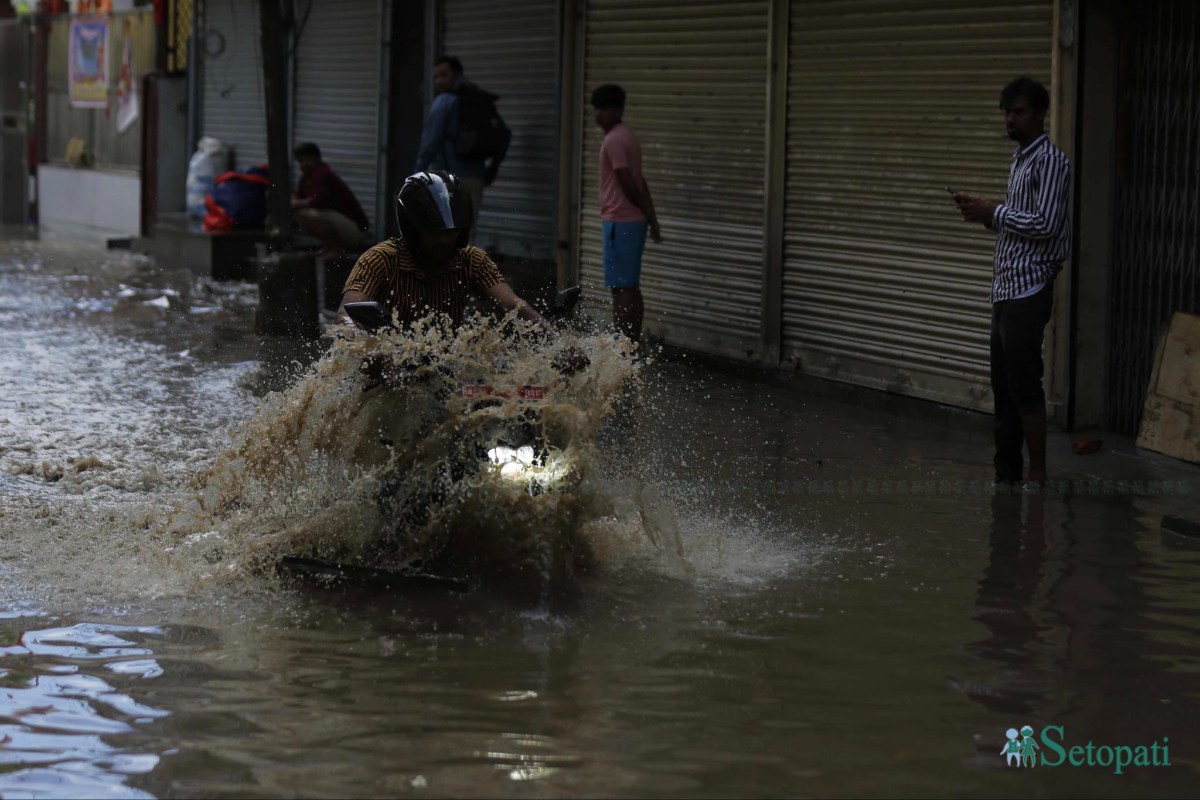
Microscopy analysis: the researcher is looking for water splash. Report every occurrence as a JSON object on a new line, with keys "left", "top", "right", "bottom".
{"left": 162, "top": 312, "right": 638, "bottom": 600}
{"left": 0, "top": 235, "right": 808, "bottom": 606}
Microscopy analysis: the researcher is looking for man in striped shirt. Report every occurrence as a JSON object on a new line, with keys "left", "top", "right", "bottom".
{"left": 954, "top": 76, "right": 1071, "bottom": 488}
{"left": 337, "top": 171, "right": 545, "bottom": 330}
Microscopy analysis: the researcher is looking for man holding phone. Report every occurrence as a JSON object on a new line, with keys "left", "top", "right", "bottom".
{"left": 951, "top": 76, "right": 1071, "bottom": 489}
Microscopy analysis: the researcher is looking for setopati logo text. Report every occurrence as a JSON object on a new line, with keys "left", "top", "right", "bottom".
{"left": 1003, "top": 725, "right": 1170, "bottom": 774}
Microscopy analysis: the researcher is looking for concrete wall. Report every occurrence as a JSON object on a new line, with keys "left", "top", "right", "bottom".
{"left": 1073, "top": 0, "right": 1119, "bottom": 428}
{"left": 38, "top": 164, "right": 141, "bottom": 236}
{"left": 156, "top": 76, "right": 189, "bottom": 215}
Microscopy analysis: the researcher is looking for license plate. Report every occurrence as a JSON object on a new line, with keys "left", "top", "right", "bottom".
{"left": 462, "top": 384, "right": 546, "bottom": 400}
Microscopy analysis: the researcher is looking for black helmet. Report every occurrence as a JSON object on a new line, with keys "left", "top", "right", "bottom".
{"left": 394, "top": 171, "right": 474, "bottom": 268}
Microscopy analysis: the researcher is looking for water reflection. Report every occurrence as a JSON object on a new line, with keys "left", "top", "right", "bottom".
{"left": 969, "top": 489, "right": 1200, "bottom": 780}
{"left": 968, "top": 492, "right": 1056, "bottom": 716}
{"left": 0, "top": 621, "right": 169, "bottom": 799}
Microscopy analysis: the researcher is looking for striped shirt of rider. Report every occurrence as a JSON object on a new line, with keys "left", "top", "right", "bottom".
{"left": 342, "top": 237, "right": 505, "bottom": 328}
{"left": 989, "top": 132, "right": 1071, "bottom": 303}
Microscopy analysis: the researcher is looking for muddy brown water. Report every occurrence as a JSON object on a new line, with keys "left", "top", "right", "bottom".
{"left": 1, "top": 238, "right": 1198, "bottom": 798}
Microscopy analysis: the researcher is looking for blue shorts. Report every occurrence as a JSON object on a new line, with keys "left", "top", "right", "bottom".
{"left": 602, "top": 220, "right": 648, "bottom": 289}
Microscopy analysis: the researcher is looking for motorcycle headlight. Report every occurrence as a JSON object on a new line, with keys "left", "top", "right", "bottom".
{"left": 486, "top": 444, "right": 571, "bottom": 489}
{"left": 487, "top": 444, "right": 537, "bottom": 467}
{"left": 487, "top": 446, "right": 518, "bottom": 466}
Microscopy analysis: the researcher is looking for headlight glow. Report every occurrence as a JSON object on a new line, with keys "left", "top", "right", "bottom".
{"left": 487, "top": 446, "right": 517, "bottom": 466}
{"left": 486, "top": 446, "right": 572, "bottom": 488}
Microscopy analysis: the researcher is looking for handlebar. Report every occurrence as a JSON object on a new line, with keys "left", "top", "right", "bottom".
{"left": 344, "top": 286, "right": 582, "bottom": 333}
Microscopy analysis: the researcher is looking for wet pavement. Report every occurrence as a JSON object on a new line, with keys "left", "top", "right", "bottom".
{"left": 1, "top": 234, "right": 1199, "bottom": 798}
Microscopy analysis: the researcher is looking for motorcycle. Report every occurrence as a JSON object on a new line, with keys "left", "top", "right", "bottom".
{"left": 279, "top": 288, "right": 589, "bottom": 601}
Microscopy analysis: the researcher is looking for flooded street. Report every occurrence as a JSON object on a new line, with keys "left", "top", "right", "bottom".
{"left": 2, "top": 236, "right": 1199, "bottom": 798}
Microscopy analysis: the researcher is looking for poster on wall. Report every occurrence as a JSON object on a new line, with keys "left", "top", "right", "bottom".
{"left": 115, "top": 28, "right": 138, "bottom": 132}
{"left": 68, "top": 16, "right": 109, "bottom": 109}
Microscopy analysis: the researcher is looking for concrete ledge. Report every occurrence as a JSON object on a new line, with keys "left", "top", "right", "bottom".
{"left": 38, "top": 164, "right": 141, "bottom": 237}
{"left": 134, "top": 212, "right": 271, "bottom": 281}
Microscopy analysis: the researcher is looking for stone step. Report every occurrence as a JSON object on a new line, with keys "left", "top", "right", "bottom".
{"left": 134, "top": 213, "right": 272, "bottom": 281}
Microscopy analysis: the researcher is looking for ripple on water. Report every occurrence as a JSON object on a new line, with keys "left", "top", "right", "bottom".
{"left": 0, "top": 621, "right": 169, "bottom": 799}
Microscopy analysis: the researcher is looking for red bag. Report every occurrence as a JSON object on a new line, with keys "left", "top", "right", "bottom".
{"left": 202, "top": 193, "right": 234, "bottom": 232}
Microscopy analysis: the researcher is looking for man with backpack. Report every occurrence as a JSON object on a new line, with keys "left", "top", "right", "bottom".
{"left": 416, "top": 56, "right": 510, "bottom": 232}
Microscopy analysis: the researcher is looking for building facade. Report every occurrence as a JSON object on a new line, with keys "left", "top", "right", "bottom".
{"left": 19, "top": 0, "right": 1200, "bottom": 439}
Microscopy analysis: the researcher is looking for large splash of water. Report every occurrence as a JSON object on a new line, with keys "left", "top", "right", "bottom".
{"left": 161, "top": 312, "right": 637, "bottom": 598}
{"left": 1, "top": 240, "right": 809, "bottom": 608}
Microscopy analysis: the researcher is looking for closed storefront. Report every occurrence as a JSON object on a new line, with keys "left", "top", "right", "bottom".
{"left": 441, "top": 0, "right": 561, "bottom": 261}
{"left": 1107, "top": 0, "right": 1200, "bottom": 434}
{"left": 200, "top": 0, "right": 266, "bottom": 170}
{"left": 1, "top": 19, "right": 29, "bottom": 225}
{"left": 782, "top": 1, "right": 1054, "bottom": 409}
{"left": 580, "top": 0, "right": 769, "bottom": 358}
{"left": 293, "top": 0, "right": 385, "bottom": 232}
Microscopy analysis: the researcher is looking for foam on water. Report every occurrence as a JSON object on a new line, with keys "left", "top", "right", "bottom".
{"left": 154, "top": 313, "right": 640, "bottom": 599}
{"left": 1, "top": 240, "right": 819, "bottom": 606}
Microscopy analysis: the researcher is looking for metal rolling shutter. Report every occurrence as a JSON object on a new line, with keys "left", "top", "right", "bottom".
{"left": 293, "top": 0, "right": 383, "bottom": 232}
{"left": 782, "top": 1, "right": 1054, "bottom": 409}
{"left": 201, "top": 0, "right": 266, "bottom": 170}
{"left": 581, "top": 0, "right": 768, "bottom": 358}
{"left": 442, "top": 0, "right": 560, "bottom": 261}
{"left": 1107, "top": 0, "right": 1200, "bottom": 434}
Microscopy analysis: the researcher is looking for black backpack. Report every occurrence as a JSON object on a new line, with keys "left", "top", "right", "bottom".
{"left": 452, "top": 85, "right": 511, "bottom": 163}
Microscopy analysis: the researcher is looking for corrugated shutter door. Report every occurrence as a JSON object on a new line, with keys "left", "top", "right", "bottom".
{"left": 442, "top": 0, "right": 560, "bottom": 261}
{"left": 1107, "top": 1, "right": 1200, "bottom": 434}
{"left": 201, "top": 0, "right": 266, "bottom": 169}
{"left": 582, "top": 0, "right": 768, "bottom": 358}
{"left": 294, "top": 0, "right": 383, "bottom": 232}
{"left": 783, "top": 1, "right": 1054, "bottom": 409}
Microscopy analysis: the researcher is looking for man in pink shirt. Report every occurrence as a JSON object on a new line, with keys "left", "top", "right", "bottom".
{"left": 592, "top": 84, "right": 661, "bottom": 345}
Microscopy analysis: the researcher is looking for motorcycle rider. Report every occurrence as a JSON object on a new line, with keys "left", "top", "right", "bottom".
{"left": 337, "top": 170, "right": 547, "bottom": 329}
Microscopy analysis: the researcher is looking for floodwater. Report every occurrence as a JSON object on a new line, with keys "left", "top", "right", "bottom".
{"left": 1, "top": 236, "right": 1199, "bottom": 798}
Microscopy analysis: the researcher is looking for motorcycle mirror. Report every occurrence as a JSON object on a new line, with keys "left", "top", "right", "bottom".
{"left": 545, "top": 286, "right": 581, "bottom": 322}
{"left": 343, "top": 301, "right": 392, "bottom": 332}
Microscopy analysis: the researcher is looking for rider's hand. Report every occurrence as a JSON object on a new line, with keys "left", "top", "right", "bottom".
{"left": 650, "top": 221, "right": 663, "bottom": 243}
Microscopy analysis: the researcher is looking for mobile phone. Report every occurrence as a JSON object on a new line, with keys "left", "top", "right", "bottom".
{"left": 945, "top": 186, "right": 958, "bottom": 197}
{"left": 343, "top": 301, "right": 391, "bottom": 332}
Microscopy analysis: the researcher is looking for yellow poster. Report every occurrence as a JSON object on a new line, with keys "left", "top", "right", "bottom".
{"left": 69, "top": 16, "right": 109, "bottom": 109}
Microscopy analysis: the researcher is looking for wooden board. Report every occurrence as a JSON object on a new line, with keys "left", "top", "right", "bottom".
{"left": 1137, "top": 312, "right": 1200, "bottom": 464}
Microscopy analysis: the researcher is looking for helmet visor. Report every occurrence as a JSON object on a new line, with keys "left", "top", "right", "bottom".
{"left": 426, "top": 174, "right": 456, "bottom": 229}
{"left": 402, "top": 172, "right": 463, "bottom": 233}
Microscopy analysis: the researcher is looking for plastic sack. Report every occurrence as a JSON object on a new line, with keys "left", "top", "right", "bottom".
{"left": 203, "top": 165, "right": 270, "bottom": 232}
{"left": 185, "top": 137, "right": 229, "bottom": 218}
{"left": 202, "top": 194, "right": 234, "bottom": 232}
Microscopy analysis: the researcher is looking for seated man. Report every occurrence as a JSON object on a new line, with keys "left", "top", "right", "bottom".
{"left": 291, "top": 142, "right": 372, "bottom": 258}
{"left": 338, "top": 171, "right": 545, "bottom": 330}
